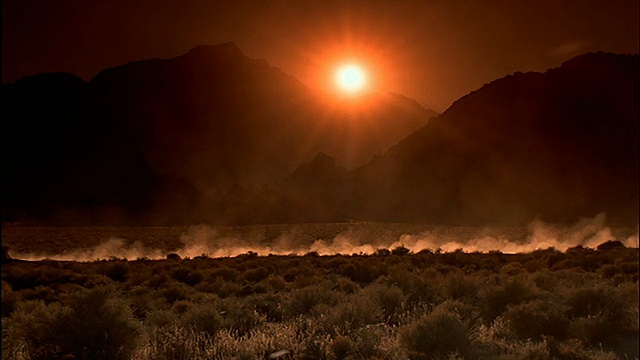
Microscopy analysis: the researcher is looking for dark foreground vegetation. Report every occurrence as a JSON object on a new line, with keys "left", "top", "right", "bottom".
{"left": 2, "top": 243, "right": 638, "bottom": 359}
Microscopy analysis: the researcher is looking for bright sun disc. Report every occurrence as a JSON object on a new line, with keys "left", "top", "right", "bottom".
{"left": 336, "top": 65, "right": 367, "bottom": 93}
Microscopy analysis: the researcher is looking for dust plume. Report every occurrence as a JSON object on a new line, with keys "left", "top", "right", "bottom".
{"left": 8, "top": 213, "right": 638, "bottom": 262}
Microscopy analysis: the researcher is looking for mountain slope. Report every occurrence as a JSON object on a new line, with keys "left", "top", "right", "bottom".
{"left": 2, "top": 43, "right": 436, "bottom": 224}
{"left": 89, "top": 43, "right": 436, "bottom": 190}
{"left": 348, "top": 52, "right": 639, "bottom": 225}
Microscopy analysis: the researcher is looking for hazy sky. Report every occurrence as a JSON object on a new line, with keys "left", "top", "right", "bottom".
{"left": 3, "top": 0, "right": 638, "bottom": 111}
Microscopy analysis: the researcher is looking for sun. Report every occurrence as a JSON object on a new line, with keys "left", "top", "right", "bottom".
{"left": 335, "top": 64, "right": 367, "bottom": 93}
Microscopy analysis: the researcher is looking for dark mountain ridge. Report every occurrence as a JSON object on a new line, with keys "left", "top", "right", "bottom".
{"left": 2, "top": 43, "right": 436, "bottom": 224}
{"left": 342, "top": 52, "right": 639, "bottom": 225}
{"left": 2, "top": 49, "right": 636, "bottom": 226}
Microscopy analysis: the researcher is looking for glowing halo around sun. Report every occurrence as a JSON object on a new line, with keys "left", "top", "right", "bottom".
{"left": 335, "top": 64, "right": 367, "bottom": 93}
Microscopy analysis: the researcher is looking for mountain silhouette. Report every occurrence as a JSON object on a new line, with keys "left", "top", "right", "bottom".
{"left": 340, "top": 52, "right": 638, "bottom": 225}
{"left": 2, "top": 43, "right": 436, "bottom": 224}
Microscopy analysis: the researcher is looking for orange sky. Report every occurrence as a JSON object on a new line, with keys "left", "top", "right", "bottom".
{"left": 2, "top": 0, "right": 638, "bottom": 111}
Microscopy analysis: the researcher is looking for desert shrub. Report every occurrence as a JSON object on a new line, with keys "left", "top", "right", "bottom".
{"left": 375, "top": 248, "right": 391, "bottom": 256}
{"left": 350, "top": 262, "right": 381, "bottom": 283}
{"left": 220, "top": 299, "right": 266, "bottom": 335}
{"left": 148, "top": 273, "right": 169, "bottom": 289}
{"left": 441, "top": 271, "right": 480, "bottom": 302}
{"left": 185, "top": 270, "right": 205, "bottom": 286}
{"left": 568, "top": 315, "right": 617, "bottom": 346}
{"left": 56, "top": 288, "right": 141, "bottom": 359}
{"left": 135, "top": 325, "right": 213, "bottom": 360}
{"left": 180, "top": 302, "right": 224, "bottom": 336}
{"left": 166, "top": 253, "right": 182, "bottom": 261}
{"left": 502, "top": 298, "right": 569, "bottom": 340}
{"left": 556, "top": 339, "right": 618, "bottom": 360}
{"left": 331, "top": 336, "right": 356, "bottom": 360}
{"left": 616, "top": 261, "right": 639, "bottom": 275}
{"left": 565, "top": 285, "right": 628, "bottom": 324}
{"left": 20, "top": 285, "right": 58, "bottom": 303}
{"left": 210, "top": 266, "right": 239, "bottom": 282}
{"left": 298, "top": 333, "right": 332, "bottom": 360}
{"left": 242, "top": 266, "right": 270, "bottom": 282}
{"left": 564, "top": 284, "right": 637, "bottom": 345}
{"left": 2, "top": 300, "right": 66, "bottom": 360}
{"left": 258, "top": 274, "right": 289, "bottom": 293}
{"left": 322, "top": 294, "right": 382, "bottom": 331}
{"left": 171, "top": 300, "right": 192, "bottom": 315}
{"left": 363, "top": 284, "right": 406, "bottom": 325}
{"left": 478, "top": 276, "right": 539, "bottom": 320}
{"left": 104, "top": 261, "right": 130, "bottom": 282}
{"left": 128, "top": 286, "right": 163, "bottom": 320}
{"left": 523, "top": 259, "right": 546, "bottom": 273}
{"left": 436, "top": 300, "right": 481, "bottom": 329}
{"left": 210, "top": 279, "right": 244, "bottom": 298}
{"left": 4, "top": 288, "right": 141, "bottom": 360}
{"left": 530, "top": 270, "right": 557, "bottom": 291}
{"left": 3, "top": 266, "right": 39, "bottom": 290}
{"left": 292, "top": 274, "right": 328, "bottom": 288}
{"left": 1, "top": 280, "right": 21, "bottom": 317}
{"left": 145, "top": 309, "right": 179, "bottom": 328}
{"left": 392, "top": 246, "right": 411, "bottom": 256}
{"left": 334, "top": 276, "right": 359, "bottom": 294}
{"left": 599, "top": 264, "right": 622, "bottom": 278}
{"left": 553, "top": 268, "right": 601, "bottom": 286}
{"left": 171, "top": 267, "right": 203, "bottom": 286}
{"left": 500, "top": 262, "right": 526, "bottom": 275}
{"left": 284, "top": 284, "right": 340, "bottom": 318}
{"left": 384, "top": 269, "right": 437, "bottom": 306}
{"left": 491, "top": 339, "right": 552, "bottom": 360}
{"left": 545, "top": 252, "right": 566, "bottom": 268}
{"left": 400, "top": 306, "right": 474, "bottom": 359}
{"left": 551, "top": 259, "right": 580, "bottom": 271}
{"left": 351, "top": 324, "right": 401, "bottom": 359}
{"left": 282, "top": 269, "right": 298, "bottom": 283}
{"left": 161, "top": 283, "right": 194, "bottom": 303}
{"left": 249, "top": 293, "right": 284, "bottom": 322}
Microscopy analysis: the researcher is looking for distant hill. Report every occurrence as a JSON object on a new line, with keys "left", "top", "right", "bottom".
{"left": 1, "top": 43, "right": 436, "bottom": 224}
{"left": 341, "top": 52, "right": 638, "bottom": 225}
{"left": 218, "top": 53, "right": 638, "bottom": 225}
{"left": 3, "top": 49, "right": 636, "bottom": 226}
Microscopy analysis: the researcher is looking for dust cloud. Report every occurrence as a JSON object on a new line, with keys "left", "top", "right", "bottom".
{"left": 10, "top": 213, "right": 638, "bottom": 262}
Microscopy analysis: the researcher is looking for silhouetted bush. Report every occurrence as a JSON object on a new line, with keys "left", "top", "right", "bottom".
{"left": 180, "top": 302, "right": 224, "bottom": 336}
{"left": 161, "top": 283, "right": 193, "bottom": 303}
{"left": 220, "top": 300, "right": 265, "bottom": 335}
{"left": 210, "top": 266, "right": 239, "bottom": 281}
{"left": 503, "top": 298, "right": 569, "bottom": 340}
{"left": 243, "top": 266, "right": 269, "bottom": 282}
{"left": 392, "top": 246, "right": 411, "bottom": 256}
{"left": 568, "top": 315, "right": 617, "bottom": 346}
{"left": 331, "top": 335, "right": 356, "bottom": 360}
{"left": 400, "top": 306, "right": 474, "bottom": 359}
{"left": 599, "top": 264, "right": 622, "bottom": 278}
{"left": 322, "top": 294, "right": 381, "bottom": 331}
{"left": 284, "top": 284, "right": 339, "bottom": 318}
{"left": 364, "top": 284, "right": 406, "bottom": 324}
{"left": 105, "top": 261, "right": 130, "bottom": 282}
{"left": 442, "top": 271, "right": 480, "bottom": 301}
{"left": 4, "top": 288, "right": 141, "bottom": 360}
{"left": 137, "top": 325, "right": 213, "bottom": 360}
{"left": 478, "top": 276, "right": 539, "bottom": 320}
{"left": 1, "top": 280, "right": 20, "bottom": 317}
{"left": 2, "top": 243, "right": 638, "bottom": 359}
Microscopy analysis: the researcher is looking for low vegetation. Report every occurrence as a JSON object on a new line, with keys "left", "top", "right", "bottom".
{"left": 2, "top": 244, "right": 638, "bottom": 359}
